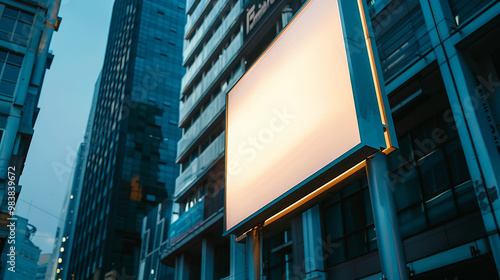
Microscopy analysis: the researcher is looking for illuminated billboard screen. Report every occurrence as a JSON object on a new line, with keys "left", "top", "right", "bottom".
{"left": 225, "top": 0, "right": 387, "bottom": 234}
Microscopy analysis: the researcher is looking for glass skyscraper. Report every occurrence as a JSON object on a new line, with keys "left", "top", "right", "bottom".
{"left": 66, "top": 0, "right": 185, "bottom": 279}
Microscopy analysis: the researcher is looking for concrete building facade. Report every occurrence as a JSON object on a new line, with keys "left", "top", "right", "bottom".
{"left": 0, "top": 0, "right": 61, "bottom": 262}
{"left": 161, "top": 0, "right": 500, "bottom": 279}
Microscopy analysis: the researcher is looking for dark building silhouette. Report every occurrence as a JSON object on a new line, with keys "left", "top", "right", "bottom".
{"left": 66, "top": 0, "right": 185, "bottom": 279}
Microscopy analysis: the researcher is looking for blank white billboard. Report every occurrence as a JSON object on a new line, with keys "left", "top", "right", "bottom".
{"left": 225, "top": 0, "right": 387, "bottom": 234}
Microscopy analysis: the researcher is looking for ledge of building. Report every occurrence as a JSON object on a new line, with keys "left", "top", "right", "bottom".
{"left": 161, "top": 209, "right": 224, "bottom": 266}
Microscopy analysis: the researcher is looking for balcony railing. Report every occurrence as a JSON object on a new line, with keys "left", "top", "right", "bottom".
{"left": 184, "top": 0, "right": 231, "bottom": 65}
{"left": 169, "top": 196, "right": 205, "bottom": 245}
{"left": 204, "top": 187, "right": 224, "bottom": 219}
{"left": 175, "top": 132, "right": 225, "bottom": 197}
{"left": 185, "top": 0, "right": 210, "bottom": 36}
{"left": 370, "top": 0, "right": 432, "bottom": 81}
{"left": 168, "top": 189, "right": 224, "bottom": 246}
{"left": 221, "top": 275, "right": 245, "bottom": 280}
{"left": 177, "top": 89, "right": 225, "bottom": 159}
{"left": 186, "top": 0, "right": 199, "bottom": 15}
{"left": 181, "top": 1, "right": 242, "bottom": 92}
{"left": 179, "top": 33, "right": 244, "bottom": 124}
{"left": 448, "top": 0, "right": 494, "bottom": 26}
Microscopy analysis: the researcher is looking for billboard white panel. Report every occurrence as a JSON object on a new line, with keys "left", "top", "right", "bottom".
{"left": 225, "top": 0, "right": 386, "bottom": 234}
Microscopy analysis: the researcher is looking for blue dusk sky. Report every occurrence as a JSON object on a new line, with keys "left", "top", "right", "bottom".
{"left": 16, "top": 0, "right": 114, "bottom": 253}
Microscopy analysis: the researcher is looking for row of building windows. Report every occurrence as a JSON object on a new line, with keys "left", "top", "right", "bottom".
{"left": 322, "top": 176, "right": 376, "bottom": 266}
{"left": 69, "top": 0, "right": 138, "bottom": 276}
{"left": 260, "top": 104, "right": 480, "bottom": 278}
{"left": 184, "top": 0, "right": 236, "bottom": 62}
{"left": 182, "top": 91, "right": 215, "bottom": 133}
{"left": 262, "top": 229, "right": 294, "bottom": 279}
{"left": 181, "top": 181, "right": 210, "bottom": 214}
{"left": 180, "top": 61, "right": 241, "bottom": 134}
{"left": 369, "top": 0, "right": 432, "bottom": 81}
{"left": 319, "top": 99, "right": 477, "bottom": 268}
{"left": 0, "top": 6, "right": 33, "bottom": 46}
{"left": 180, "top": 123, "right": 224, "bottom": 171}
{"left": 0, "top": 50, "right": 23, "bottom": 97}
{"left": 185, "top": 26, "right": 240, "bottom": 85}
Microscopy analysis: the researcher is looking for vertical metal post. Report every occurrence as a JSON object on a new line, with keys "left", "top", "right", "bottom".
{"left": 174, "top": 254, "right": 190, "bottom": 280}
{"left": 246, "top": 228, "right": 261, "bottom": 280}
{"left": 302, "top": 205, "right": 326, "bottom": 279}
{"left": 367, "top": 152, "right": 408, "bottom": 280}
{"left": 230, "top": 234, "right": 246, "bottom": 280}
{"left": 201, "top": 237, "right": 214, "bottom": 280}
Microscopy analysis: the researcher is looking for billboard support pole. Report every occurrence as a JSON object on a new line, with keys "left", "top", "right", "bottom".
{"left": 246, "top": 227, "right": 261, "bottom": 280}
{"left": 230, "top": 234, "right": 246, "bottom": 280}
{"left": 366, "top": 152, "right": 408, "bottom": 280}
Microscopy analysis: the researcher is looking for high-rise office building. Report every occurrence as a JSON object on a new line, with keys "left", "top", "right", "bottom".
{"left": 161, "top": 0, "right": 500, "bottom": 279}
{"left": 161, "top": 0, "right": 304, "bottom": 277}
{"left": 0, "top": 0, "right": 60, "bottom": 259}
{"left": 66, "top": 0, "right": 185, "bottom": 279}
{"left": 45, "top": 142, "right": 89, "bottom": 280}
{"left": 45, "top": 73, "right": 101, "bottom": 280}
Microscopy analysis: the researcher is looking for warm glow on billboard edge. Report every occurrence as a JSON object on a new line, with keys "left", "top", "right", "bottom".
{"left": 224, "top": 0, "right": 393, "bottom": 236}
{"left": 263, "top": 160, "right": 366, "bottom": 226}
{"left": 357, "top": 0, "right": 398, "bottom": 154}
{"left": 261, "top": 1, "right": 398, "bottom": 229}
